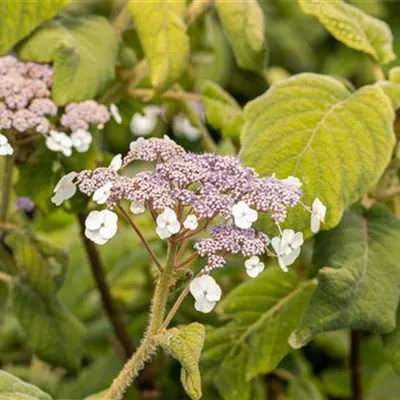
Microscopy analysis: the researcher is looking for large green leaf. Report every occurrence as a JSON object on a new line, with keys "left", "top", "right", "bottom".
{"left": 215, "top": 0, "right": 267, "bottom": 73}
{"left": 383, "top": 306, "right": 400, "bottom": 376}
{"left": 160, "top": 323, "right": 205, "bottom": 400}
{"left": 201, "top": 80, "right": 243, "bottom": 140}
{"left": 298, "top": 0, "right": 396, "bottom": 64}
{"left": 290, "top": 206, "right": 400, "bottom": 349}
{"left": 0, "top": 0, "right": 69, "bottom": 54}
{"left": 240, "top": 73, "right": 395, "bottom": 234}
{"left": 201, "top": 268, "right": 316, "bottom": 400}
{"left": 17, "top": 15, "right": 118, "bottom": 105}
{"left": 128, "top": 0, "right": 189, "bottom": 91}
{"left": 0, "top": 370, "right": 52, "bottom": 400}
{"left": 8, "top": 235, "right": 84, "bottom": 370}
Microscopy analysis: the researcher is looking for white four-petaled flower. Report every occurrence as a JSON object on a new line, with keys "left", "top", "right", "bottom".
{"left": 93, "top": 182, "right": 113, "bottom": 205}
{"left": 130, "top": 201, "right": 145, "bottom": 214}
{"left": 109, "top": 154, "right": 122, "bottom": 171}
{"left": 183, "top": 214, "right": 198, "bottom": 231}
{"left": 51, "top": 171, "right": 77, "bottom": 206}
{"left": 130, "top": 106, "right": 163, "bottom": 136}
{"left": 71, "top": 129, "right": 92, "bottom": 153}
{"left": 85, "top": 210, "right": 118, "bottom": 245}
{"left": 156, "top": 208, "right": 181, "bottom": 239}
{"left": 172, "top": 113, "right": 201, "bottom": 142}
{"left": 271, "top": 229, "right": 303, "bottom": 272}
{"left": 311, "top": 197, "right": 326, "bottom": 233}
{"left": 245, "top": 256, "right": 265, "bottom": 278}
{"left": 281, "top": 176, "right": 302, "bottom": 188}
{"left": 45, "top": 130, "right": 73, "bottom": 157}
{"left": 0, "top": 134, "right": 13, "bottom": 156}
{"left": 189, "top": 275, "right": 222, "bottom": 313}
{"left": 232, "top": 201, "right": 258, "bottom": 229}
{"left": 110, "top": 104, "right": 122, "bottom": 124}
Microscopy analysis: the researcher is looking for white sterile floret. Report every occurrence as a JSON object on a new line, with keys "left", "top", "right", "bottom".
{"left": 45, "top": 130, "right": 73, "bottom": 157}
{"left": 232, "top": 201, "right": 258, "bottom": 229}
{"left": 311, "top": 197, "right": 326, "bottom": 233}
{"left": 156, "top": 207, "right": 181, "bottom": 239}
{"left": 109, "top": 154, "right": 122, "bottom": 171}
{"left": 281, "top": 175, "right": 302, "bottom": 188}
{"left": 245, "top": 256, "right": 265, "bottom": 278}
{"left": 189, "top": 275, "right": 222, "bottom": 313}
{"left": 129, "top": 137, "right": 145, "bottom": 151}
{"left": 85, "top": 210, "right": 118, "bottom": 245}
{"left": 271, "top": 229, "right": 303, "bottom": 272}
{"left": 130, "top": 106, "right": 163, "bottom": 136}
{"left": 172, "top": 113, "right": 201, "bottom": 141}
{"left": 70, "top": 129, "right": 92, "bottom": 153}
{"left": 110, "top": 103, "right": 122, "bottom": 124}
{"left": 51, "top": 171, "right": 77, "bottom": 206}
{"left": 183, "top": 214, "right": 198, "bottom": 230}
{"left": 93, "top": 182, "right": 113, "bottom": 205}
{"left": 0, "top": 134, "right": 13, "bottom": 156}
{"left": 130, "top": 201, "right": 145, "bottom": 214}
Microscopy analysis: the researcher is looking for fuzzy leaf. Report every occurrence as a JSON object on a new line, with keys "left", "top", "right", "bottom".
{"left": 17, "top": 15, "right": 118, "bottom": 105}
{"left": 375, "top": 81, "right": 400, "bottom": 110}
{"left": 240, "top": 73, "right": 395, "bottom": 234}
{"left": 129, "top": 0, "right": 189, "bottom": 91}
{"left": 215, "top": 0, "right": 267, "bottom": 73}
{"left": 0, "top": 370, "right": 52, "bottom": 400}
{"left": 290, "top": 206, "right": 400, "bottom": 349}
{"left": 298, "top": 0, "right": 396, "bottom": 64}
{"left": 201, "top": 268, "right": 316, "bottom": 400}
{"left": 0, "top": 0, "right": 69, "bottom": 54}
{"left": 8, "top": 235, "right": 84, "bottom": 370}
{"left": 160, "top": 323, "right": 205, "bottom": 400}
{"left": 201, "top": 80, "right": 244, "bottom": 139}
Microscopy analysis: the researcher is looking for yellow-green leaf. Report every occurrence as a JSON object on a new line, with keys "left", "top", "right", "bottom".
{"left": 290, "top": 206, "right": 400, "bottom": 349}
{"left": 17, "top": 15, "right": 118, "bottom": 105}
{"left": 298, "top": 0, "right": 395, "bottom": 64}
{"left": 389, "top": 67, "right": 400, "bottom": 84}
{"left": 0, "top": 0, "right": 69, "bottom": 54}
{"left": 129, "top": 0, "right": 189, "bottom": 91}
{"left": 215, "top": 0, "right": 267, "bottom": 73}
{"left": 160, "top": 323, "right": 205, "bottom": 400}
{"left": 240, "top": 73, "right": 395, "bottom": 234}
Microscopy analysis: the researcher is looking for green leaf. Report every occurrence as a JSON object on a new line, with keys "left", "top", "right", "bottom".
{"left": 290, "top": 206, "right": 400, "bottom": 349}
{"left": 0, "top": 0, "right": 69, "bottom": 54}
{"left": 383, "top": 306, "right": 400, "bottom": 376}
{"left": 17, "top": 15, "right": 118, "bottom": 105}
{"left": 389, "top": 67, "right": 400, "bottom": 84}
{"left": 0, "top": 370, "right": 52, "bottom": 400}
{"left": 240, "top": 73, "right": 395, "bottom": 234}
{"left": 160, "top": 323, "right": 205, "bottom": 400}
{"left": 201, "top": 80, "right": 244, "bottom": 139}
{"left": 298, "top": 0, "right": 396, "bottom": 64}
{"left": 9, "top": 235, "right": 84, "bottom": 370}
{"left": 201, "top": 268, "right": 316, "bottom": 400}
{"left": 288, "top": 378, "right": 326, "bottom": 400}
{"left": 375, "top": 81, "right": 400, "bottom": 110}
{"left": 215, "top": 0, "right": 267, "bottom": 73}
{"left": 128, "top": 0, "right": 189, "bottom": 91}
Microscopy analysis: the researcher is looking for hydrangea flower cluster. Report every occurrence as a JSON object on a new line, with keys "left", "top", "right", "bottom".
{"left": 0, "top": 56, "right": 110, "bottom": 157}
{"left": 52, "top": 136, "right": 326, "bottom": 313}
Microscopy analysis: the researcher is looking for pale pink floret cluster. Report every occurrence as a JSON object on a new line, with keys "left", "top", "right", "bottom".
{"left": 0, "top": 56, "right": 110, "bottom": 138}
{"left": 75, "top": 137, "right": 303, "bottom": 272}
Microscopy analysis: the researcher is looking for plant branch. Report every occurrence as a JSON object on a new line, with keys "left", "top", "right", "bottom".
{"left": 372, "top": 63, "right": 385, "bottom": 81}
{"left": 350, "top": 330, "right": 363, "bottom": 400}
{"left": 128, "top": 88, "right": 203, "bottom": 102}
{"left": 104, "top": 243, "right": 177, "bottom": 400}
{"left": 186, "top": 0, "right": 213, "bottom": 24}
{"left": 77, "top": 212, "right": 134, "bottom": 361}
{"left": 117, "top": 203, "right": 163, "bottom": 272}
{"left": 112, "top": 3, "right": 131, "bottom": 35}
{"left": 175, "top": 252, "right": 198, "bottom": 269}
{"left": 0, "top": 152, "right": 15, "bottom": 226}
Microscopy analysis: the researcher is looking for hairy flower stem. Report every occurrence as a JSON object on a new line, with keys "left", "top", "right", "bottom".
{"left": 350, "top": 330, "right": 363, "bottom": 400}
{"left": 104, "top": 243, "right": 177, "bottom": 400}
{"left": 0, "top": 153, "right": 15, "bottom": 227}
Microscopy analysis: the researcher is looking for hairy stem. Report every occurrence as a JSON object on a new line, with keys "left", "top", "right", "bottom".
{"left": 128, "top": 88, "right": 203, "bottom": 102}
{"left": 350, "top": 330, "right": 363, "bottom": 400}
{"left": 0, "top": 152, "right": 15, "bottom": 227}
{"left": 112, "top": 3, "right": 131, "bottom": 35}
{"left": 104, "top": 243, "right": 177, "bottom": 400}
{"left": 186, "top": 0, "right": 213, "bottom": 24}
{"left": 117, "top": 204, "right": 163, "bottom": 272}
{"left": 78, "top": 213, "right": 134, "bottom": 360}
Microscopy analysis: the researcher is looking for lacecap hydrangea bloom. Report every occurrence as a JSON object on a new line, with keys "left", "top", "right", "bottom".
{"left": 52, "top": 136, "right": 326, "bottom": 313}
{"left": 0, "top": 56, "right": 111, "bottom": 157}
